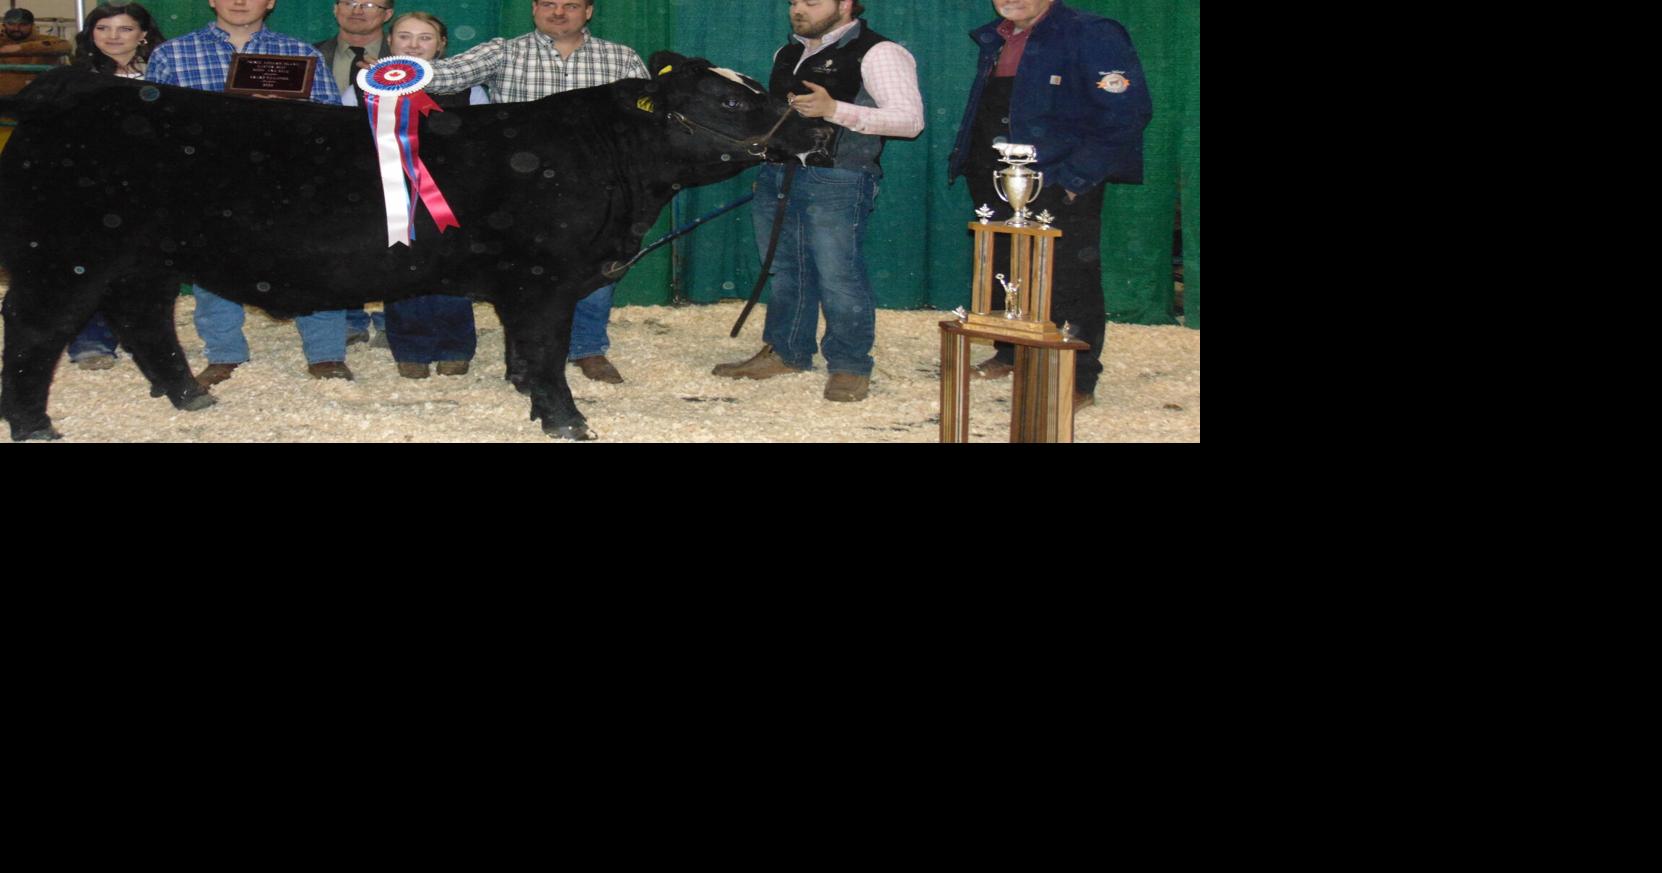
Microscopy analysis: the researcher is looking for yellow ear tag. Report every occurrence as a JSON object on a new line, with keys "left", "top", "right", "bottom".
{"left": 658, "top": 65, "right": 674, "bottom": 75}
{"left": 637, "top": 96, "right": 655, "bottom": 113}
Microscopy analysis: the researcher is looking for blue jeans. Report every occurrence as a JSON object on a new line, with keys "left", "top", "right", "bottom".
{"left": 568, "top": 283, "right": 613, "bottom": 360}
{"left": 752, "top": 164, "right": 879, "bottom": 377}
{"left": 346, "top": 308, "right": 386, "bottom": 336}
{"left": 385, "top": 295, "right": 477, "bottom": 363}
{"left": 69, "top": 313, "right": 119, "bottom": 361}
{"left": 192, "top": 286, "right": 348, "bottom": 365}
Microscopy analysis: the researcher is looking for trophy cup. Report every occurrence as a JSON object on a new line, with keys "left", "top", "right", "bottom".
{"left": 992, "top": 143, "right": 1043, "bottom": 228}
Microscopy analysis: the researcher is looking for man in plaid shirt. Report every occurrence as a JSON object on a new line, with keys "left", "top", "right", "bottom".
{"left": 146, "top": 0, "right": 352, "bottom": 386}
{"left": 427, "top": 0, "right": 649, "bottom": 385}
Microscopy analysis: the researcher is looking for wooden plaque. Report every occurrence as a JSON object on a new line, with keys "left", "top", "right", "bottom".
{"left": 224, "top": 53, "right": 316, "bottom": 100}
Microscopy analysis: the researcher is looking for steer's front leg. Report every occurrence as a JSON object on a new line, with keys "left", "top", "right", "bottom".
{"left": 533, "top": 365, "right": 593, "bottom": 441}
{"left": 497, "top": 293, "right": 596, "bottom": 441}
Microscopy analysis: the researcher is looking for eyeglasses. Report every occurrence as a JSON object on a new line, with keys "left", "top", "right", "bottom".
{"left": 336, "top": 2, "right": 391, "bottom": 10}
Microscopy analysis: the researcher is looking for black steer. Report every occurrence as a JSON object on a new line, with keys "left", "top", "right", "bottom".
{"left": 0, "top": 52, "right": 825, "bottom": 441}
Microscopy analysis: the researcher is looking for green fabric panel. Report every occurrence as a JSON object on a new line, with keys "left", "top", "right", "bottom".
{"left": 138, "top": 0, "right": 215, "bottom": 42}
{"left": 1177, "top": 0, "right": 1199, "bottom": 330}
{"left": 1073, "top": 0, "right": 1178, "bottom": 326}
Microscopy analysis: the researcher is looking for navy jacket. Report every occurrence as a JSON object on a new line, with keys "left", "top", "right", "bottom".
{"left": 948, "top": 1, "right": 1152, "bottom": 193}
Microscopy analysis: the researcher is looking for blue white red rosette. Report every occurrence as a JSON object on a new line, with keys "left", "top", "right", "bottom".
{"left": 356, "top": 56, "right": 460, "bottom": 246}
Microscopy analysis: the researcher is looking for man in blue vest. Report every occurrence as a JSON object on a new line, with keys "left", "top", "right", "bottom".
{"left": 713, "top": 0, "right": 923, "bottom": 403}
{"left": 948, "top": 0, "right": 1152, "bottom": 408}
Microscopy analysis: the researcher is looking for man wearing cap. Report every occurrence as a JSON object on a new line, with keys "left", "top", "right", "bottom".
{"left": 145, "top": 0, "right": 352, "bottom": 386}
{"left": 711, "top": 0, "right": 924, "bottom": 403}
{"left": 947, "top": 0, "right": 1151, "bottom": 409}
{"left": 1, "top": 8, "right": 72, "bottom": 97}
{"left": 420, "top": 0, "right": 648, "bottom": 385}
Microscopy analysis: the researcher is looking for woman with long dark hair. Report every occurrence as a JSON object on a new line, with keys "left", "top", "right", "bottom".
{"left": 65, "top": 4, "right": 166, "bottom": 368}
{"left": 74, "top": 3, "right": 164, "bottom": 78}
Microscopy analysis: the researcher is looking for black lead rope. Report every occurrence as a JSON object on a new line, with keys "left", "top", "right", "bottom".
{"left": 731, "top": 162, "right": 798, "bottom": 337}
{"left": 664, "top": 101, "right": 810, "bottom": 337}
{"left": 661, "top": 102, "right": 803, "bottom": 336}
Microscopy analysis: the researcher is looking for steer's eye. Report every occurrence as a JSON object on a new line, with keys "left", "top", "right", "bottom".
{"left": 722, "top": 97, "right": 748, "bottom": 111}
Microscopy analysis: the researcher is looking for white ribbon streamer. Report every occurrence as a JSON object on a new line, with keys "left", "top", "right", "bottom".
{"left": 373, "top": 95, "right": 412, "bottom": 247}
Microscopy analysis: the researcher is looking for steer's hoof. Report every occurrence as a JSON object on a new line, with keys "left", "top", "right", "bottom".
{"left": 12, "top": 427, "right": 63, "bottom": 442}
{"left": 176, "top": 393, "right": 217, "bottom": 412}
{"left": 544, "top": 422, "right": 597, "bottom": 441}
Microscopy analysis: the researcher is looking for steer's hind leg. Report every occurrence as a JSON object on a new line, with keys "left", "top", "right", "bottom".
{"left": 102, "top": 276, "right": 215, "bottom": 412}
{"left": 502, "top": 321, "right": 531, "bottom": 395}
{"left": 496, "top": 294, "right": 594, "bottom": 441}
{"left": 1, "top": 277, "right": 105, "bottom": 441}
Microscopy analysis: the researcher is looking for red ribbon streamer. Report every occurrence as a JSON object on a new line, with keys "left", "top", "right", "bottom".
{"left": 402, "top": 91, "right": 460, "bottom": 234}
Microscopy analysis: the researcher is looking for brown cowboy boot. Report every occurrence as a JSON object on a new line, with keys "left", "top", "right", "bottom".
{"left": 712, "top": 345, "right": 804, "bottom": 380}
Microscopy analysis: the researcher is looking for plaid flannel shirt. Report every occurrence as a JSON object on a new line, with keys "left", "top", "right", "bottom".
{"left": 428, "top": 29, "right": 648, "bottom": 103}
{"left": 145, "top": 23, "right": 340, "bottom": 105}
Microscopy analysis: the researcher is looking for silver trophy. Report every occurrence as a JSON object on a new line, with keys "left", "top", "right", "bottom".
{"left": 992, "top": 143, "right": 1043, "bottom": 228}
{"left": 996, "top": 273, "right": 1023, "bottom": 320}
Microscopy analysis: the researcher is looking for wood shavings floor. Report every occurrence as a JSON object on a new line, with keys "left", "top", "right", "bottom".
{"left": 5, "top": 297, "right": 1199, "bottom": 443}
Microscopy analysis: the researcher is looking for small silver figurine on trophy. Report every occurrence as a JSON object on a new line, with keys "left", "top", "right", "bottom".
{"left": 995, "top": 273, "right": 1023, "bottom": 320}
{"left": 992, "top": 142, "right": 1043, "bottom": 228}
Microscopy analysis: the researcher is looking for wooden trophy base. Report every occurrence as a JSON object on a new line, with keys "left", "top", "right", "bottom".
{"left": 939, "top": 319, "right": 1089, "bottom": 443}
{"left": 964, "top": 312, "right": 1065, "bottom": 340}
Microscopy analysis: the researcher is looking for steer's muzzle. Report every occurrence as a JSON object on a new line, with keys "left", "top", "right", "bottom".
{"left": 766, "top": 112, "right": 838, "bottom": 167}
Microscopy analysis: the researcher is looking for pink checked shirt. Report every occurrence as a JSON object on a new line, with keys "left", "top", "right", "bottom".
{"left": 785, "top": 19, "right": 924, "bottom": 139}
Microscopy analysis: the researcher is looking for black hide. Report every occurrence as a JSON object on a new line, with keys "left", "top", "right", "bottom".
{"left": 0, "top": 52, "right": 822, "bottom": 440}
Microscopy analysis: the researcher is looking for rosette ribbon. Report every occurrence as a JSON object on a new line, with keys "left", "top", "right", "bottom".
{"left": 356, "top": 56, "right": 461, "bottom": 247}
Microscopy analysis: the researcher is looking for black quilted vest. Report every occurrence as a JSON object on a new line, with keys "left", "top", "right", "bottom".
{"left": 769, "top": 20, "right": 891, "bottom": 175}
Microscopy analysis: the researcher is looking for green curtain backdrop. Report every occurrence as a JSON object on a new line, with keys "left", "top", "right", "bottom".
{"left": 122, "top": 0, "right": 1198, "bottom": 328}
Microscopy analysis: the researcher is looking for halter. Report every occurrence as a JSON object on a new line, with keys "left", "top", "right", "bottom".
{"left": 665, "top": 105, "right": 797, "bottom": 158}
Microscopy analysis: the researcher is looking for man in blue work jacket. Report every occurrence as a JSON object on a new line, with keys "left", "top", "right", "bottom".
{"left": 948, "top": 0, "right": 1152, "bottom": 408}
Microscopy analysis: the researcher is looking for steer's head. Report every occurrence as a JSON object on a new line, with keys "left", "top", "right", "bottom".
{"left": 620, "top": 52, "right": 833, "bottom": 183}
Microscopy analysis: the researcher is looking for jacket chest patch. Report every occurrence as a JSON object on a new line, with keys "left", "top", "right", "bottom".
{"left": 1097, "top": 71, "right": 1130, "bottom": 93}
{"left": 1049, "top": 75, "right": 1062, "bottom": 85}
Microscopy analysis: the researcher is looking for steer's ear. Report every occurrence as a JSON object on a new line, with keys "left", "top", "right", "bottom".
{"left": 615, "top": 78, "right": 662, "bottom": 118}
{"left": 647, "top": 52, "right": 689, "bottom": 78}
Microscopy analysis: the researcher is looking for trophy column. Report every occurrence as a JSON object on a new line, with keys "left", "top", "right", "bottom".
{"left": 940, "top": 145, "right": 1088, "bottom": 444}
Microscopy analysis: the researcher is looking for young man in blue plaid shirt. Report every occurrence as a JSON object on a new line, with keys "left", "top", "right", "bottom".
{"left": 145, "top": 0, "right": 354, "bottom": 386}
{"left": 424, "top": 0, "right": 649, "bottom": 386}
